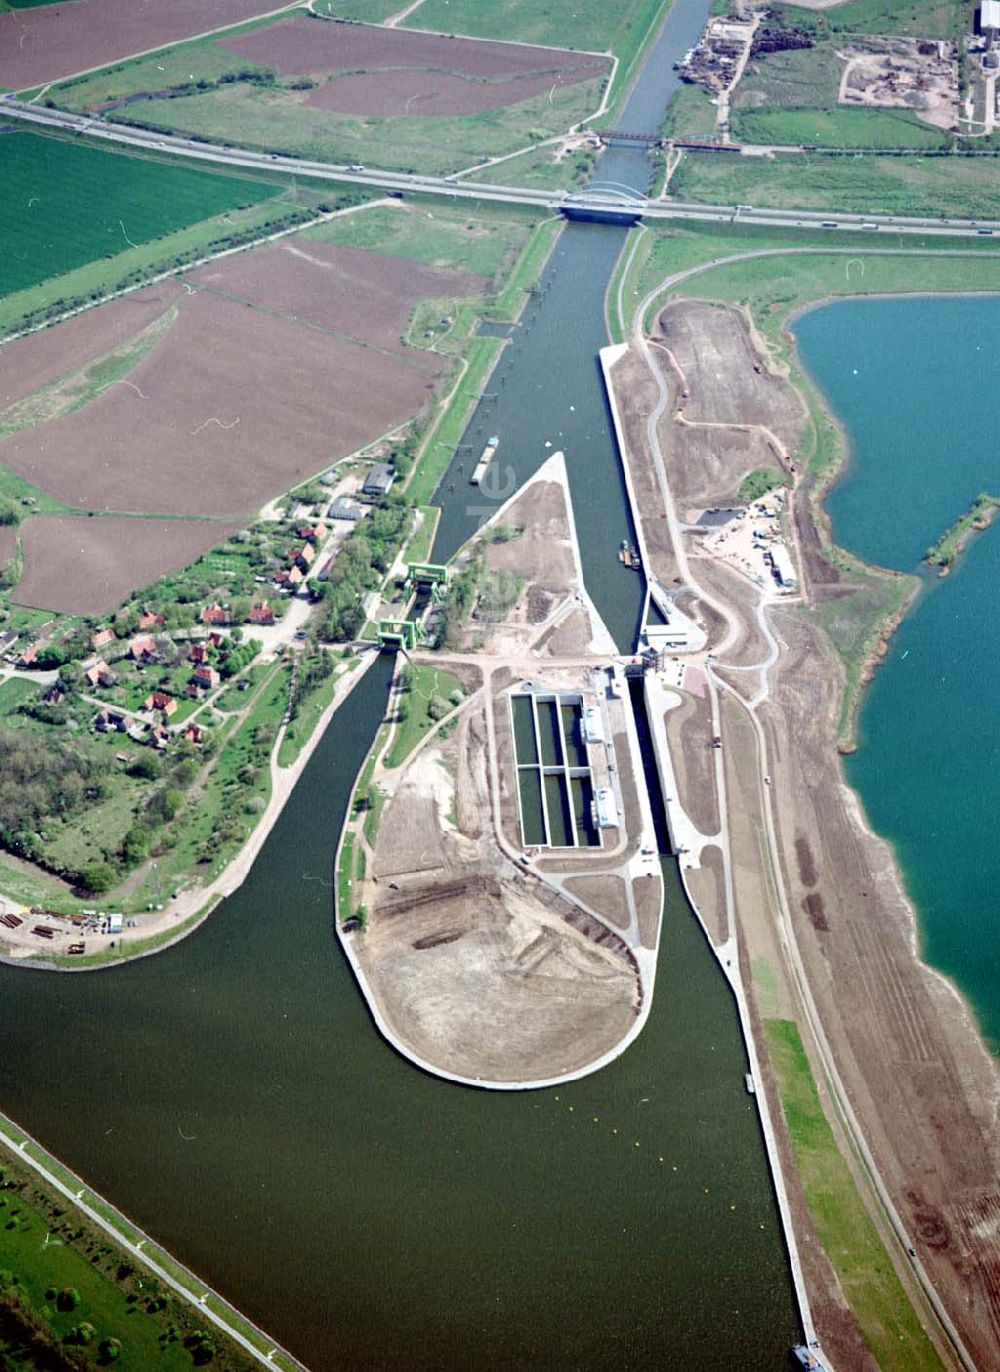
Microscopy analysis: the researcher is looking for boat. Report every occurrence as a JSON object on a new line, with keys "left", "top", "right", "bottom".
{"left": 792, "top": 1346, "right": 825, "bottom": 1369}
{"left": 469, "top": 435, "right": 499, "bottom": 485}
{"left": 618, "top": 539, "right": 642, "bottom": 571}
{"left": 744, "top": 1072, "right": 755, "bottom": 1095}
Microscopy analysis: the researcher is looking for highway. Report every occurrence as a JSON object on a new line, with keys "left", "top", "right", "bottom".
{"left": 5, "top": 97, "right": 1000, "bottom": 239}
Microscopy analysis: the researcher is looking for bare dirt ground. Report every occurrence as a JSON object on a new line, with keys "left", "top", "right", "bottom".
{"left": 13, "top": 514, "right": 241, "bottom": 616}
{"left": 1, "top": 235, "right": 489, "bottom": 517}
{"left": 309, "top": 66, "right": 598, "bottom": 119}
{"left": 671, "top": 424, "right": 777, "bottom": 509}
{"left": 663, "top": 693, "right": 719, "bottom": 836}
{"left": 564, "top": 874, "right": 629, "bottom": 930}
{"left": 839, "top": 39, "right": 958, "bottom": 133}
{"left": 221, "top": 16, "right": 609, "bottom": 90}
{"left": 0, "top": 286, "right": 181, "bottom": 410}
{"left": 656, "top": 299, "right": 805, "bottom": 451}
{"left": 189, "top": 240, "right": 485, "bottom": 361}
{"left": 607, "top": 347, "right": 681, "bottom": 587}
{"left": 689, "top": 556, "right": 772, "bottom": 669}
{"left": 685, "top": 843, "right": 726, "bottom": 946}
{"left": 763, "top": 608, "right": 1000, "bottom": 1368}
{"left": 0, "top": 0, "right": 285, "bottom": 90}
{"left": 359, "top": 704, "right": 641, "bottom": 1082}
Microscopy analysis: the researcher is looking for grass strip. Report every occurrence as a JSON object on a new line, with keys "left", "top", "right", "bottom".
{"left": 764, "top": 1018, "right": 942, "bottom": 1371}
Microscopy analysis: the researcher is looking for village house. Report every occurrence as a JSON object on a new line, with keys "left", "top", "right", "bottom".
{"left": 183, "top": 723, "right": 204, "bottom": 747}
{"left": 143, "top": 690, "right": 177, "bottom": 719}
{"left": 42, "top": 684, "right": 66, "bottom": 707}
{"left": 94, "top": 707, "right": 127, "bottom": 734}
{"left": 201, "top": 603, "right": 230, "bottom": 627}
{"left": 138, "top": 610, "right": 165, "bottom": 630}
{"left": 129, "top": 634, "right": 158, "bottom": 663}
{"left": 363, "top": 463, "right": 396, "bottom": 497}
{"left": 16, "top": 643, "right": 39, "bottom": 669}
{"left": 91, "top": 627, "right": 116, "bottom": 651}
{"left": 274, "top": 566, "right": 304, "bottom": 590}
{"left": 0, "top": 630, "right": 19, "bottom": 660}
{"left": 291, "top": 542, "right": 316, "bottom": 571}
{"left": 249, "top": 601, "right": 275, "bottom": 626}
{"left": 149, "top": 724, "right": 170, "bottom": 750}
{"left": 84, "top": 660, "right": 116, "bottom": 690}
{"left": 189, "top": 663, "right": 220, "bottom": 694}
{"left": 297, "top": 521, "right": 327, "bottom": 544}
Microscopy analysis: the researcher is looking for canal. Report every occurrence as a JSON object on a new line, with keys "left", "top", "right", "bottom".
{"left": 0, "top": 0, "right": 803, "bottom": 1366}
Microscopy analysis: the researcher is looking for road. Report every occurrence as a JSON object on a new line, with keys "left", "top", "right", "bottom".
{"left": 5, "top": 99, "right": 1000, "bottom": 239}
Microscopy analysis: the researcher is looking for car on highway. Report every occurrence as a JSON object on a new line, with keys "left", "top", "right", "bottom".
{"left": 348, "top": 164, "right": 365, "bottom": 173}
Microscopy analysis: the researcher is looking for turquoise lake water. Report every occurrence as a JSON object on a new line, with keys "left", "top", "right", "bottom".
{"left": 793, "top": 295, "right": 1000, "bottom": 1053}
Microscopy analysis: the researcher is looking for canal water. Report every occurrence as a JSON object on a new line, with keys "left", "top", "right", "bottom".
{"left": 793, "top": 294, "right": 1000, "bottom": 1054}
{"left": 0, "top": 0, "right": 805, "bottom": 1366}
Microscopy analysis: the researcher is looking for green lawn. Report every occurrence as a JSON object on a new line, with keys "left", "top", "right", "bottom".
{"left": 105, "top": 75, "right": 602, "bottom": 176}
{"left": 306, "top": 201, "right": 533, "bottom": 279}
{"left": 406, "top": 335, "right": 503, "bottom": 507}
{"left": 764, "top": 1019, "right": 942, "bottom": 1371}
{"left": 277, "top": 658, "right": 352, "bottom": 768}
{"left": 383, "top": 663, "right": 464, "bottom": 768}
{"left": 313, "top": 0, "right": 405, "bottom": 17}
{"left": 0, "top": 1153, "right": 259, "bottom": 1370}
{"left": 0, "top": 132, "right": 276, "bottom": 300}
{"left": 775, "top": 0, "right": 961, "bottom": 39}
{"left": 660, "top": 81, "right": 718, "bottom": 141}
{"left": 0, "top": 678, "right": 40, "bottom": 721}
{"left": 732, "top": 105, "right": 947, "bottom": 150}
{"left": 671, "top": 150, "right": 1000, "bottom": 220}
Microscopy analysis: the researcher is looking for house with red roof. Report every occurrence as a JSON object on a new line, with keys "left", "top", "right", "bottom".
{"left": 200, "top": 603, "right": 229, "bottom": 627}
{"left": 91, "top": 627, "right": 116, "bottom": 651}
{"left": 84, "top": 660, "right": 116, "bottom": 690}
{"left": 143, "top": 690, "right": 177, "bottom": 718}
{"left": 138, "top": 611, "right": 165, "bottom": 630}
{"left": 129, "top": 635, "right": 158, "bottom": 663}
{"left": 249, "top": 601, "right": 275, "bottom": 625}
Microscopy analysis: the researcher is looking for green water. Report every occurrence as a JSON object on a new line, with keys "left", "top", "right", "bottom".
{"left": 794, "top": 294, "right": 1000, "bottom": 1053}
{"left": 0, "top": 657, "right": 798, "bottom": 1368}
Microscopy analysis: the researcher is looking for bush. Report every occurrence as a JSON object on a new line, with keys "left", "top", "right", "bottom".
{"left": 79, "top": 862, "right": 117, "bottom": 895}
{"left": 56, "top": 1286, "right": 81, "bottom": 1312}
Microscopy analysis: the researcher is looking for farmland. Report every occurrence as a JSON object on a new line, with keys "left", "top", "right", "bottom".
{"left": 13, "top": 514, "right": 242, "bottom": 616}
{"left": 0, "top": 236, "right": 486, "bottom": 518}
{"left": 670, "top": 150, "right": 1000, "bottom": 220}
{"left": 0, "top": 0, "right": 292, "bottom": 90}
{"left": 0, "top": 131, "right": 278, "bottom": 300}
{"left": 47, "top": 14, "right": 609, "bottom": 175}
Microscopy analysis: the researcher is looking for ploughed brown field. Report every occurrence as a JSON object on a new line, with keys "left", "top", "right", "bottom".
{"left": 0, "top": 240, "right": 486, "bottom": 518}
{"left": 220, "top": 15, "right": 609, "bottom": 117}
{"left": 189, "top": 240, "right": 486, "bottom": 359}
{"left": 0, "top": 285, "right": 182, "bottom": 410}
{"left": 0, "top": 0, "right": 285, "bottom": 91}
{"left": 13, "top": 514, "right": 241, "bottom": 617}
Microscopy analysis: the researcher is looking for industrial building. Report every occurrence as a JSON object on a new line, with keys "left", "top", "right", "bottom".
{"left": 363, "top": 463, "right": 397, "bottom": 497}
{"left": 771, "top": 544, "right": 798, "bottom": 590}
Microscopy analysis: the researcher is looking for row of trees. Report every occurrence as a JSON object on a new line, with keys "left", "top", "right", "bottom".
{"left": 317, "top": 498, "right": 411, "bottom": 642}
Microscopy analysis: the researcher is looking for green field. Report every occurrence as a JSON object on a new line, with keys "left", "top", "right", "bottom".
{"left": 660, "top": 81, "right": 718, "bottom": 141}
{"left": 765, "top": 1019, "right": 942, "bottom": 1371}
{"left": 383, "top": 663, "right": 464, "bottom": 768}
{"left": 306, "top": 201, "right": 533, "bottom": 279}
{"left": 0, "top": 132, "right": 277, "bottom": 300}
{"left": 313, "top": 0, "right": 403, "bottom": 17}
{"left": 733, "top": 105, "right": 947, "bottom": 149}
{"left": 670, "top": 150, "right": 1000, "bottom": 219}
{"left": 101, "top": 77, "right": 601, "bottom": 176}
{"left": 775, "top": 0, "right": 962, "bottom": 39}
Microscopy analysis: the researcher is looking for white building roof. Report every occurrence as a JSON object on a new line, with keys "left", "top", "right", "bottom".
{"left": 983, "top": 0, "right": 1000, "bottom": 28}
{"left": 594, "top": 788, "right": 617, "bottom": 828}
{"left": 581, "top": 704, "right": 604, "bottom": 744}
{"left": 771, "top": 544, "right": 798, "bottom": 587}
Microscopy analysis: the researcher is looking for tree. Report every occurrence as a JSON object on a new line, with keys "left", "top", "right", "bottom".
{"left": 0, "top": 498, "right": 20, "bottom": 526}
{"left": 99, "top": 1337, "right": 122, "bottom": 1362}
{"left": 79, "top": 862, "right": 116, "bottom": 895}
{"left": 56, "top": 1287, "right": 81, "bottom": 1311}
